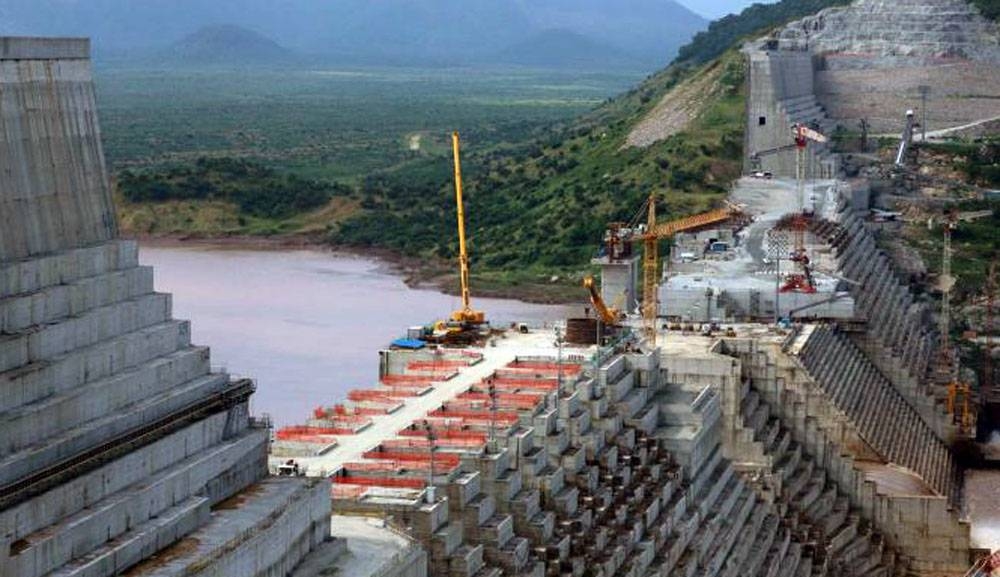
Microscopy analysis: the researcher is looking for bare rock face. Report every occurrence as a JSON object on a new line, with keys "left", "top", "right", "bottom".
{"left": 774, "top": 0, "right": 1000, "bottom": 68}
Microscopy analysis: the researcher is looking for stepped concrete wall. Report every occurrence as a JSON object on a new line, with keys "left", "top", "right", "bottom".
{"left": 721, "top": 336, "right": 976, "bottom": 576}
{"left": 0, "top": 37, "right": 332, "bottom": 577}
{"left": 762, "top": 0, "right": 1000, "bottom": 133}
{"left": 0, "top": 38, "right": 116, "bottom": 262}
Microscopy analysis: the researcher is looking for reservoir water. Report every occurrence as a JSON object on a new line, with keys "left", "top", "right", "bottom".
{"left": 140, "top": 246, "right": 578, "bottom": 426}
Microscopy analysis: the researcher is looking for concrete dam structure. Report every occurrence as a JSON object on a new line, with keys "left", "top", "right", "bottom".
{"left": 0, "top": 38, "right": 333, "bottom": 577}
{"left": 745, "top": 0, "right": 1000, "bottom": 177}
{"left": 3, "top": 1, "right": 999, "bottom": 574}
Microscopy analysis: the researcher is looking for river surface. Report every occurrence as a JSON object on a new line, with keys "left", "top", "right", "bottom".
{"left": 139, "top": 246, "right": 577, "bottom": 426}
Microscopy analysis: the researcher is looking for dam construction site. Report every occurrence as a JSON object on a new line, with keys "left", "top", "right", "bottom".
{"left": 1, "top": 0, "right": 1000, "bottom": 577}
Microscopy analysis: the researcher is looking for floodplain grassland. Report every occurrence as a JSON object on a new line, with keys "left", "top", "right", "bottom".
{"left": 97, "top": 65, "right": 640, "bottom": 183}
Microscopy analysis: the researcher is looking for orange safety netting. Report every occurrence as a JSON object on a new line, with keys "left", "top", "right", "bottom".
{"left": 275, "top": 426, "right": 348, "bottom": 440}
{"left": 383, "top": 437, "right": 485, "bottom": 450}
{"left": 347, "top": 389, "right": 420, "bottom": 401}
{"left": 333, "top": 475, "right": 427, "bottom": 489}
{"left": 428, "top": 407, "right": 520, "bottom": 424}
{"left": 406, "top": 360, "right": 472, "bottom": 370}
{"left": 490, "top": 378, "right": 560, "bottom": 391}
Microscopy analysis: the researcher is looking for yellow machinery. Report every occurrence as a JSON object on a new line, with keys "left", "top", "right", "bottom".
{"left": 605, "top": 193, "right": 746, "bottom": 344}
{"left": 449, "top": 132, "right": 485, "bottom": 326}
{"left": 583, "top": 275, "right": 621, "bottom": 326}
{"left": 640, "top": 198, "right": 744, "bottom": 343}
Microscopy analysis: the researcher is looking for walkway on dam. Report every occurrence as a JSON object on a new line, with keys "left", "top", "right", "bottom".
{"left": 294, "top": 331, "right": 594, "bottom": 477}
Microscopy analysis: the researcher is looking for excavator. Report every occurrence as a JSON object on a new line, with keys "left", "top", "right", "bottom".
{"left": 583, "top": 275, "right": 623, "bottom": 326}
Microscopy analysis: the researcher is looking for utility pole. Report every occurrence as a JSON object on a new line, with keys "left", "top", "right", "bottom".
{"left": 768, "top": 230, "right": 788, "bottom": 324}
{"left": 918, "top": 85, "right": 931, "bottom": 142}
{"left": 555, "top": 326, "right": 565, "bottom": 394}
{"left": 487, "top": 378, "right": 498, "bottom": 453}
{"left": 423, "top": 420, "right": 436, "bottom": 504}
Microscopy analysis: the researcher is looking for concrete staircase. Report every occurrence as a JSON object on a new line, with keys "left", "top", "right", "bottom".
{"left": 739, "top": 388, "right": 897, "bottom": 576}
{"left": 722, "top": 338, "right": 974, "bottom": 576}
{"left": 813, "top": 209, "right": 963, "bottom": 444}
{"left": 797, "top": 324, "right": 961, "bottom": 503}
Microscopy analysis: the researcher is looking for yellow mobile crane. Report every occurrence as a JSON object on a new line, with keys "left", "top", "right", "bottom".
{"left": 449, "top": 132, "right": 485, "bottom": 326}
{"left": 425, "top": 133, "right": 486, "bottom": 344}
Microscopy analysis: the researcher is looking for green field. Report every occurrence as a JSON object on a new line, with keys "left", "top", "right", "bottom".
{"left": 96, "top": 65, "right": 641, "bottom": 182}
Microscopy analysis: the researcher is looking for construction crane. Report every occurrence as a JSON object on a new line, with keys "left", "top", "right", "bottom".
{"left": 784, "top": 123, "right": 829, "bottom": 294}
{"left": 449, "top": 132, "right": 485, "bottom": 327}
{"left": 583, "top": 276, "right": 622, "bottom": 326}
{"left": 604, "top": 193, "right": 747, "bottom": 344}
{"left": 938, "top": 211, "right": 959, "bottom": 368}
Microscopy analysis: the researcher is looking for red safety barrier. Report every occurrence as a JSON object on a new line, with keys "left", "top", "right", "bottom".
{"left": 460, "top": 391, "right": 544, "bottom": 404}
{"left": 491, "top": 378, "right": 560, "bottom": 392}
{"left": 382, "top": 373, "right": 454, "bottom": 383}
{"left": 383, "top": 437, "right": 485, "bottom": 450}
{"left": 276, "top": 426, "right": 351, "bottom": 440}
{"left": 406, "top": 360, "right": 471, "bottom": 370}
{"left": 428, "top": 408, "right": 520, "bottom": 424}
{"left": 343, "top": 461, "right": 436, "bottom": 472}
{"left": 362, "top": 450, "right": 462, "bottom": 466}
{"left": 348, "top": 389, "right": 419, "bottom": 401}
{"left": 398, "top": 427, "right": 488, "bottom": 441}
{"left": 507, "top": 361, "right": 582, "bottom": 373}
{"left": 333, "top": 475, "right": 427, "bottom": 490}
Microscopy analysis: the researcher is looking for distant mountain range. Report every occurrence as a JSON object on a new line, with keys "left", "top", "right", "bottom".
{"left": 163, "top": 25, "right": 294, "bottom": 66}
{"left": 0, "top": 0, "right": 708, "bottom": 70}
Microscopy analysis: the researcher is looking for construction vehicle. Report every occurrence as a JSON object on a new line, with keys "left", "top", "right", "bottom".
{"left": 449, "top": 132, "right": 485, "bottom": 326}
{"left": 603, "top": 194, "right": 748, "bottom": 344}
{"left": 583, "top": 275, "right": 622, "bottom": 326}
{"left": 423, "top": 133, "right": 487, "bottom": 345}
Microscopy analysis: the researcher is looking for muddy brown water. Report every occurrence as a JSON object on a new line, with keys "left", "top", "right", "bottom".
{"left": 140, "top": 246, "right": 578, "bottom": 426}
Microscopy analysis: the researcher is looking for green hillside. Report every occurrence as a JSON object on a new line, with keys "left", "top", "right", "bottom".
{"left": 332, "top": 51, "right": 746, "bottom": 273}
{"left": 117, "top": 0, "right": 863, "bottom": 290}
{"left": 331, "top": 0, "right": 861, "bottom": 275}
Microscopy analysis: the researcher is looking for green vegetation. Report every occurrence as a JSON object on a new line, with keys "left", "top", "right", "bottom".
{"left": 904, "top": 200, "right": 1000, "bottom": 300}
{"left": 971, "top": 0, "right": 1000, "bottom": 19}
{"left": 332, "top": 52, "right": 747, "bottom": 271}
{"left": 676, "top": 0, "right": 852, "bottom": 65}
{"left": 98, "top": 67, "right": 637, "bottom": 183}
{"left": 119, "top": 158, "right": 349, "bottom": 219}
{"left": 922, "top": 141, "right": 1000, "bottom": 188}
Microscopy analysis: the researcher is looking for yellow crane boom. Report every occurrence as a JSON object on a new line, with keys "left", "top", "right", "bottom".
{"left": 633, "top": 194, "right": 746, "bottom": 344}
{"left": 450, "top": 132, "right": 485, "bottom": 325}
{"left": 583, "top": 276, "right": 620, "bottom": 326}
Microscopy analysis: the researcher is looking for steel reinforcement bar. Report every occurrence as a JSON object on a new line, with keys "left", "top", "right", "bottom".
{"left": 0, "top": 379, "right": 256, "bottom": 511}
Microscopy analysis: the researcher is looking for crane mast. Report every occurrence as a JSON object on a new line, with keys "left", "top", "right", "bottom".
{"left": 450, "top": 132, "right": 485, "bottom": 326}
{"left": 643, "top": 195, "right": 659, "bottom": 344}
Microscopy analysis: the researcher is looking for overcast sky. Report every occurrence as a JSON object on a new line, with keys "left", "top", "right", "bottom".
{"left": 680, "top": 0, "right": 778, "bottom": 20}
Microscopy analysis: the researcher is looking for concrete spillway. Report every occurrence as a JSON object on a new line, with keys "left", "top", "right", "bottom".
{"left": 0, "top": 38, "right": 332, "bottom": 577}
